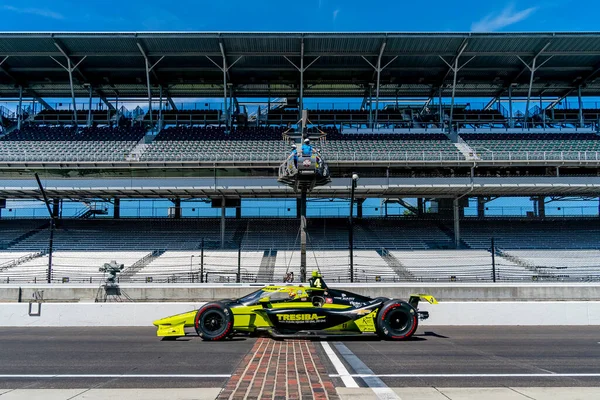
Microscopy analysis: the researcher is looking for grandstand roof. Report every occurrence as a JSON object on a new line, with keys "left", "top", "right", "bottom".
{"left": 1, "top": 32, "right": 600, "bottom": 99}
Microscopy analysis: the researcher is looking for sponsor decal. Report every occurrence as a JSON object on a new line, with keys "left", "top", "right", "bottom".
{"left": 276, "top": 313, "right": 326, "bottom": 323}
{"left": 325, "top": 298, "right": 333, "bottom": 304}
{"left": 303, "top": 159, "right": 312, "bottom": 167}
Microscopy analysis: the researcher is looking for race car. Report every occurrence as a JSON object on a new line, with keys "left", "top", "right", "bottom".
{"left": 153, "top": 271, "right": 437, "bottom": 341}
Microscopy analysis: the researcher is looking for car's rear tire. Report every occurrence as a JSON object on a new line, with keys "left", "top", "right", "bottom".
{"left": 194, "top": 302, "right": 233, "bottom": 341}
{"left": 376, "top": 300, "right": 418, "bottom": 340}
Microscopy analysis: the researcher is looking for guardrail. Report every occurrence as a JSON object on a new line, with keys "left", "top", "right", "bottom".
{"left": 0, "top": 150, "right": 599, "bottom": 163}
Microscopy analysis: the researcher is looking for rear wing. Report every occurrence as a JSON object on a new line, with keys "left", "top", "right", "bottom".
{"left": 408, "top": 294, "right": 438, "bottom": 309}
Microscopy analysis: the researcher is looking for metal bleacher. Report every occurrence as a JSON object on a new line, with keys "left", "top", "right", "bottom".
{"left": 461, "top": 132, "right": 600, "bottom": 161}
{"left": 0, "top": 126, "right": 145, "bottom": 162}
{"left": 0, "top": 218, "right": 599, "bottom": 283}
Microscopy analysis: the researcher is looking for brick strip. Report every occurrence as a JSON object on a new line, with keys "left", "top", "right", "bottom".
{"left": 218, "top": 338, "right": 339, "bottom": 400}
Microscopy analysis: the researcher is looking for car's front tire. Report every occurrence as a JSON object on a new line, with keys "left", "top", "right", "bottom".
{"left": 376, "top": 300, "right": 418, "bottom": 340}
{"left": 194, "top": 302, "right": 233, "bottom": 341}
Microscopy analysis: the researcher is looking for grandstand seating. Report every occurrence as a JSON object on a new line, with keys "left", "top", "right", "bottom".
{"left": 0, "top": 126, "right": 145, "bottom": 161}
{"left": 545, "top": 108, "right": 600, "bottom": 123}
{"left": 452, "top": 109, "right": 506, "bottom": 125}
{"left": 1, "top": 218, "right": 598, "bottom": 283}
{"left": 504, "top": 250, "right": 600, "bottom": 281}
{"left": 391, "top": 250, "right": 528, "bottom": 282}
{"left": 460, "top": 220, "right": 600, "bottom": 250}
{"left": 461, "top": 132, "right": 600, "bottom": 160}
{"left": 321, "top": 133, "right": 462, "bottom": 161}
{"left": 140, "top": 126, "right": 287, "bottom": 161}
{"left": 139, "top": 126, "right": 463, "bottom": 161}
{"left": 144, "top": 109, "right": 221, "bottom": 125}
{"left": 32, "top": 109, "right": 116, "bottom": 125}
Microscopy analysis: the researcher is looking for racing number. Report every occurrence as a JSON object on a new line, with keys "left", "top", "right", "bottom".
{"left": 314, "top": 278, "right": 322, "bottom": 288}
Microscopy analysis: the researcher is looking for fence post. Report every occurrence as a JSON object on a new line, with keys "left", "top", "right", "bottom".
{"left": 200, "top": 238, "right": 204, "bottom": 283}
{"left": 237, "top": 244, "right": 241, "bottom": 283}
{"left": 491, "top": 237, "right": 496, "bottom": 283}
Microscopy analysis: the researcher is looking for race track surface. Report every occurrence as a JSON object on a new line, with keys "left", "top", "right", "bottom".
{"left": 0, "top": 326, "right": 599, "bottom": 392}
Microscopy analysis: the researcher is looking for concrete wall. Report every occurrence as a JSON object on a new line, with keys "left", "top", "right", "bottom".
{"left": 2, "top": 301, "right": 599, "bottom": 327}
{"left": 2, "top": 283, "right": 600, "bottom": 303}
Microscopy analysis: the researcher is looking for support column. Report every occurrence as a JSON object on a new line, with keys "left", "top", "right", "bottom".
{"left": 113, "top": 198, "right": 120, "bottom": 219}
{"left": 300, "top": 189, "right": 307, "bottom": 283}
{"left": 220, "top": 44, "right": 228, "bottom": 128}
{"left": 453, "top": 198, "right": 460, "bottom": 248}
{"left": 296, "top": 198, "right": 302, "bottom": 219}
{"left": 508, "top": 86, "right": 514, "bottom": 128}
{"left": 52, "top": 199, "right": 60, "bottom": 219}
{"left": 538, "top": 196, "right": 545, "bottom": 218}
{"left": 438, "top": 90, "right": 443, "bottom": 126}
{"left": 299, "top": 40, "right": 304, "bottom": 120}
{"left": 524, "top": 57, "right": 536, "bottom": 126}
{"left": 87, "top": 85, "right": 92, "bottom": 127}
{"left": 17, "top": 86, "right": 23, "bottom": 130}
{"left": 516, "top": 44, "right": 552, "bottom": 128}
{"left": 578, "top": 85, "right": 584, "bottom": 127}
{"left": 357, "top": 199, "right": 363, "bottom": 219}
{"left": 144, "top": 56, "right": 153, "bottom": 127}
{"left": 236, "top": 205, "right": 241, "bottom": 219}
{"left": 66, "top": 58, "right": 78, "bottom": 126}
{"left": 159, "top": 86, "right": 163, "bottom": 132}
{"left": 220, "top": 196, "right": 226, "bottom": 249}
{"left": 173, "top": 198, "right": 181, "bottom": 219}
{"left": 477, "top": 196, "right": 485, "bottom": 218}
{"left": 374, "top": 42, "right": 386, "bottom": 126}
{"left": 417, "top": 198, "right": 424, "bottom": 217}
{"left": 368, "top": 84, "right": 373, "bottom": 128}
{"left": 449, "top": 57, "right": 459, "bottom": 133}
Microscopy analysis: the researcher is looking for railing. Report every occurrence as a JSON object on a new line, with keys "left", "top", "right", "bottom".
{"left": 3, "top": 261, "right": 599, "bottom": 284}
{"left": 0, "top": 150, "right": 599, "bottom": 163}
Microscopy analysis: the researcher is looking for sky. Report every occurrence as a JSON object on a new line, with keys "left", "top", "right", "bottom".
{"left": 1, "top": 0, "right": 598, "bottom": 216}
{"left": 0, "top": 0, "right": 598, "bottom": 32}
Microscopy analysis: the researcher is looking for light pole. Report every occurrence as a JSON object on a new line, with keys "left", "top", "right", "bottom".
{"left": 349, "top": 173, "right": 359, "bottom": 283}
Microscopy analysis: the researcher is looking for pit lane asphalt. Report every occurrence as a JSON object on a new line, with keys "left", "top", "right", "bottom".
{"left": 0, "top": 326, "right": 599, "bottom": 389}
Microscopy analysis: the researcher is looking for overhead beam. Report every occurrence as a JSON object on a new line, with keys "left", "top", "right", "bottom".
{"left": 547, "top": 61, "right": 600, "bottom": 110}
{"left": 490, "top": 41, "right": 553, "bottom": 110}
{"left": 94, "top": 88, "right": 116, "bottom": 111}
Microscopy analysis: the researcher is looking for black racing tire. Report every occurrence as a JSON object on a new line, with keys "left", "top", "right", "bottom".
{"left": 376, "top": 300, "right": 418, "bottom": 340}
{"left": 194, "top": 302, "right": 234, "bottom": 341}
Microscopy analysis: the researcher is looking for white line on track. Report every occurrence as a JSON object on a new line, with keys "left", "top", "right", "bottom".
{"left": 320, "top": 342, "right": 358, "bottom": 388}
{"left": 329, "top": 373, "right": 600, "bottom": 378}
{"left": 0, "top": 374, "right": 231, "bottom": 378}
{"left": 334, "top": 343, "right": 401, "bottom": 400}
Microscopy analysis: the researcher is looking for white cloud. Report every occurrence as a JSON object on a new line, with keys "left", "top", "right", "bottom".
{"left": 471, "top": 4, "right": 537, "bottom": 32}
{"left": 2, "top": 5, "right": 64, "bottom": 20}
{"left": 332, "top": 9, "right": 340, "bottom": 21}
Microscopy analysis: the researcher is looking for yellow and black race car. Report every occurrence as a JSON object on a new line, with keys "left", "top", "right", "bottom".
{"left": 154, "top": 271, "right": 437, "bottom": 341}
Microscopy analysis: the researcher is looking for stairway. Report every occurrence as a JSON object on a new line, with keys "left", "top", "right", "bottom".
{"left": 0, "top": 250, "right": 47, "bottom": 272}
{"left": 454, "top": 141, "right": 479, "bottom": 160}
{"left": 256, "top": 249, "right": 277, "bottom": 282}
{"left": 495, "top": 249, "right": 555, "bottom": 279}
{"left": 437, "top": 223, "right": 471, "bottom": 249}
{"left": 375, "top": 248, "right": 415, "bottom": 280}
{"left": 119, "top": 249, "right": 166, "bottom": 281}
{"left": 125, "top": 138, "right": 150, "bottom": 161}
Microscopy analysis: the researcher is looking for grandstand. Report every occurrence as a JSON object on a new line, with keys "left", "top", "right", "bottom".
{"left": 0, "top": 32, "right": 599, "bottom": 285}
